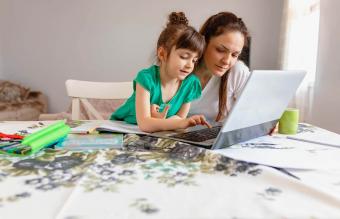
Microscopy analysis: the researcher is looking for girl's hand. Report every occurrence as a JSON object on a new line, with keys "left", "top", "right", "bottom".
{"left": 150, "top": 104, "right": 170, "bottom": 119}
{"left": 181, "top": 115, "right": 212, "bottom": 129}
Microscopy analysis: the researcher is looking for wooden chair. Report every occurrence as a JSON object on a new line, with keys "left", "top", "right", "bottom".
{"left": 65, "top": 79, "right": 133, "bottom": 120}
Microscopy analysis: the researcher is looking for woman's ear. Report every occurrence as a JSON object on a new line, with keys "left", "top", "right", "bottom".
{"left": 157, "top": 46, "right": 167, "bottom": 62}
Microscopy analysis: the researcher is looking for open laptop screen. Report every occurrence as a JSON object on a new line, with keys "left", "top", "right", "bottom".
{"left": 212, "top": 70, "right": 306, "bottom": 149}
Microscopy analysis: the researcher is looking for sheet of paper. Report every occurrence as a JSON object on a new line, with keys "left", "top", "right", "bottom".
{"left": 212, "top": 134, "right": 340, "bottom": 170}
{"left": 69, "top": 120, "right": 104, "bottom": 134}
{"left": 0, "top": 121, "right": 59, "bottom": 135}
{"left": 287, "top": 127, "right": 340, "bottom": 148}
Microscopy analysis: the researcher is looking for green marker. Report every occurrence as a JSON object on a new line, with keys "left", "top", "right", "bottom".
{"left": 22, "top": 121, "right": 65, "bottom": 145}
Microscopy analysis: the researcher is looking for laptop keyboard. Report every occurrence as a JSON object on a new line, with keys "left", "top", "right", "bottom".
{"left": 171, "top": 126, "right": 222, "bottom": 142}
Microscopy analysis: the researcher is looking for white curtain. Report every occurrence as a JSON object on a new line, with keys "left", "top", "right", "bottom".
{"left": 279, "top": 0, "right": 320, "bottom": 122}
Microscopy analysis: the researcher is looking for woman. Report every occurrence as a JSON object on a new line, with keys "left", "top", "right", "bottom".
{"left": 189, "top": 12, "right": 251, "bottom": 122}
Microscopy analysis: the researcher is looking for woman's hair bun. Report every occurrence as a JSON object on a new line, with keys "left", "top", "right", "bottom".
{"left": 167, "top": 12, "right": 189, "bottom": 27}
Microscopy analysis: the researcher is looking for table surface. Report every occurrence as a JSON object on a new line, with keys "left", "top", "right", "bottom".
{"left": 1, "top": 121, "right": 340, "bottom": 219}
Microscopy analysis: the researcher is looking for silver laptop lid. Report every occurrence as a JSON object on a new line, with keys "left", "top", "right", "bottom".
{"left": 212, "top": 70, "right": 306, "bottom": 149}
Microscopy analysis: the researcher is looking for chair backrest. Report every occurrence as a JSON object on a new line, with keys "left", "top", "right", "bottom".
{"left": 65, "top": 79, "right": 133, "bottom": 120}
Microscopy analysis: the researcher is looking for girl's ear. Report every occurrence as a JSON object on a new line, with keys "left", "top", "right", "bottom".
{"left": 157, "top": 46, "right": 168, "bottom": 62}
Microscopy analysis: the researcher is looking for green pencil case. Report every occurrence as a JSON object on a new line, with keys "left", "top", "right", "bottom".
{"left": 1, "top": 121, "right": 70, "bottom": 156}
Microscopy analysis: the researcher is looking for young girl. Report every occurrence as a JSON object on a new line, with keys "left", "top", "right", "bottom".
{"left": 111, "top": 12, "right": 211, "bottom": 132}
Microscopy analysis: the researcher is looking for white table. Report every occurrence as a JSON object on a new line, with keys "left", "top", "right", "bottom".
{"left": 1, "top": 121, "right": 340, "bottom": 218}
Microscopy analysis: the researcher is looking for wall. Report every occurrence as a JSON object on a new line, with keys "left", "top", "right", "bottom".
{"left": 311, "top": 0, "right": 340, "bottom": 133}
{"left": 0, "top": 0, "right": 284, "bottom": 112}
{"left": 0, "top": 47, "right": 3, "bottom": 79}
{"left": 0, "top": 4, "right": 4, "bottom": 79}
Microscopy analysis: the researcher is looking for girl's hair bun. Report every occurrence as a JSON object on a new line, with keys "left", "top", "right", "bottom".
{"left": 167, "top": 12, "right": 189, "bottom": 27}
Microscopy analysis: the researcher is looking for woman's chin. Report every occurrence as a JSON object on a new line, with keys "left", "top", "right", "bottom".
{"left": 211, "top": 68, "right": 227, "bottom": 77}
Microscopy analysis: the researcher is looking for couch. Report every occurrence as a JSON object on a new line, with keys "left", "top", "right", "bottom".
{"left": 0, "top": 80, "right": 48, "bottom": 121}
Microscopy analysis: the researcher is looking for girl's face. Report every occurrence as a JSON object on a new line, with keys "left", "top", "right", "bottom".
{"left": 160, "top": 46, "right": 199, "bottom": 80}
{"left": 203, "top": 30, "right": 244, "bottom": 77}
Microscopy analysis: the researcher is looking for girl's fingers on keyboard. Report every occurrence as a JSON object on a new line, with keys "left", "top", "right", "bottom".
{"left": 202, "top": 116, "right": 212, "bottom": 128}
{"left": 187, "top": 115, "right": 211, "bottom": 128}
{"left": 193, "top": 115, "right": 211, "bottom": 128}
{"left": 187, "top": 116, "right": 199, "bottom": 127}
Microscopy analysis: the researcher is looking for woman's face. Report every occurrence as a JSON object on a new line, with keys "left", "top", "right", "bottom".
{"left": 203, "top": 31, "right": 245, "bottom": 77}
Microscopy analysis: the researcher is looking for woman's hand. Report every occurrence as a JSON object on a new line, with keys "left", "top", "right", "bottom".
{"left": 180, "top": 115, "right": 212, "bottom": 129}
{"left": 268, "top": 122, "right": 278, "bottom": 135}
{"left": 150, "top": 104, "right": 170, "bottom": 119}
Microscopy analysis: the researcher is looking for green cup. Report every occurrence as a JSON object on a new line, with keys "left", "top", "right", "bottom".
{"left": 278, "top": 108, "right": 299, "bottom": 135}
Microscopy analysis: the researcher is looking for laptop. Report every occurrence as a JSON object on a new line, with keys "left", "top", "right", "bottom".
{"left": 151, "top": 70, "right": 306, "bottom": 149}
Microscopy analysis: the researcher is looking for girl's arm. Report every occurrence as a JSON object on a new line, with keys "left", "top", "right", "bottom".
{"left": 136, "top": 83, "right": 188, "bottom": 132}
{"left": 170, "top": 104, "right": 212, "bottom": 128}
{"left": 172, "top": 102, "right": 190, "bottom": 119}
{"left": 149, "top": 102, "right": 189, "bottom": 119}
{"left": 150, "top": 102, "right": 212, "bottom": 128}
{"left": 135, "top": 84, "right": 210, "bottom": 132}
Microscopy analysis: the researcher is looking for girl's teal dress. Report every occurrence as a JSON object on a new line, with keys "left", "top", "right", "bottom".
{"left": 110, "top": 65, "right": 202, "bottom": 124}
